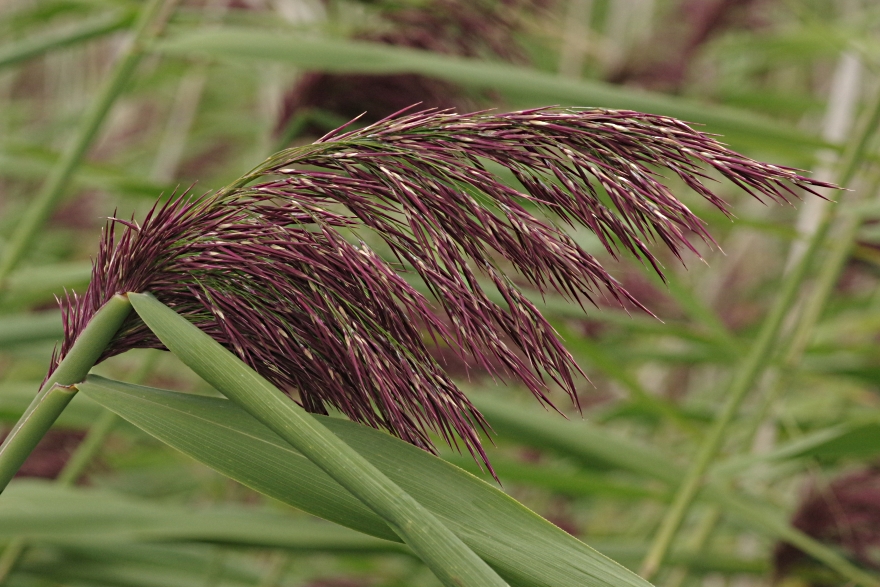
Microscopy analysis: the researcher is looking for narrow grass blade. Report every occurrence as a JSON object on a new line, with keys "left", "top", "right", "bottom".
{"left": 0, "top": 12, "right": 132, "bottom": 70}
{"left": 0, "top": 480, "right": 403, "bottom": 553}
{"left": 0, "top": 481, "right": 763, "bottom": 575}
{"left": 152, "top": 28, "right": 825, "bottom": 157}
{"left": 713, "top": 418, "right": 880, "bottom": 477}
{"left": 474, "top": 397, "right": 880, "bottom": 586}
{"left": 1, "top": 261, "right": 92, "bottom": 310}
{"left": 79, "top": 375, "right": 656, "bottom": 587}
{"left": 20, "top": 542, "right": 264, "bottom": 587}
{"left": 0, "top": 311, "right": 63, "bottom": 348}
{"left": 0, "top": 149, "right": 171, "bottom": 199}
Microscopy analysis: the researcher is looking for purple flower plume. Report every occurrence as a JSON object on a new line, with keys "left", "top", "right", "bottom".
{"left": 52, "top": 107, "right": 834, "bottom": 468}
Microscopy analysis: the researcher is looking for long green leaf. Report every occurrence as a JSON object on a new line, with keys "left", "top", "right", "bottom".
{"left": 0, "top": 311, "right": 62, "bottom": 349}
{"left": 0, "top": 481, "right": 763, "bottom": 576}
{"left": 713, "top": 418, "right": 880, "bottom": 477}
{"left": 18, "top": 542, "right": 263, "bottom": 587}
{"left": 0, "top": 12, "right": 132, "bottom": 70}
{"left": 1, "top": 261, "right": 92, "bottom": 310}
{"left": 0, "top": 148, "right": 171, "bottom": 199}
{"left": 152, "top": 28, "right": 824, "bottom": 157}
{"left": 79, "top": 375, "right": 654, "bottom": 587}
{"left": 0, "top": 480, "right": 403, "bottom": 553}
{"left": 126, "top": 293, "right": 507, "bottom": 587}
{"left": 473, "top": 397, "right": 880, "bottom": 586}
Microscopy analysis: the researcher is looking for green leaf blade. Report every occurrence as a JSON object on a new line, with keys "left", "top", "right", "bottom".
{"left": 152, "top": 28, "right": 826, "bottom": 158}
{"left": 79, "top": 375, "right": 654, "bottom": 587}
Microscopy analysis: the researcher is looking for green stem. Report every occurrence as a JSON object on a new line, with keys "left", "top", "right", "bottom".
{"left": 128, "top": 292, "right": 509, "bottom": 587}
{"left": 639, "top": 228, "right": 819, "bottom": 580}
{"left": 780, "top": 93, "right": 880, "bottom": 366}
{"left": 0, "top": 0, "right": 177, "bottom": 286}
{"left": 0, "top": 385, "right": 77, "bottom": 484}
{"left": 639, "top": 86, "right": 880, "bottom": 582}
{"left": 665, "top": 171, "right": 880, "bottom": 587}
{"left": 55, "top": 409, "right": 118, "bottom": 486}
{"left": 0, "top": 295, "right": 131, "bottom": 494}
{"left": 663, "top": 507, "right": 722, "bottom": 587}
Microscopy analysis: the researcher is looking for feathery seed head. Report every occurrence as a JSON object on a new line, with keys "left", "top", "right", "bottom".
{"left": 52, "top": 107, "right": 835, "bottom": 471}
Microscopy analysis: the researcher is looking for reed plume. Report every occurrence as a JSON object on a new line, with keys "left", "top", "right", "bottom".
{"left": 52, "top": 107, "right": 833, "bottom": 467}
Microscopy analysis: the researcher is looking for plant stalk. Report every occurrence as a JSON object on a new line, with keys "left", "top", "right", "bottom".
{"left": 663, "top": 506, "right": 722, "bottom": 587}
{"left": 0, "top": 295, "right": 131, "bottom": 494}
{"left": 657, "top": 53, "right": 873, "bottom": 585}
{"left": 639, "top": 225, "right": 822, "bottom": 580}
{"left": 639, "top": 84, "right": 880, "bottom": 581}
{"left": 0, "top": 0, "right": 177, "bottom": 286}
{"left": 127, "top": 292, "right": 509, "bottom": 587}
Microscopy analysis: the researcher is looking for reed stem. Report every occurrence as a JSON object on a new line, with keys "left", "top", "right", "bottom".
{"left": 640, "top": 84, "right": 880, "bottom": 581}
{"left": 0, "top": 295, "right": 131, "bottom": 494}
{"left": 0, "top": 0, "right": 177, "bottom": 286}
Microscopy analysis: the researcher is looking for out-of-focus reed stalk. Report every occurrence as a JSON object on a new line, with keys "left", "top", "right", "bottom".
{"left": 640, "top": 77, "right": 880, "bottom": 584}
{"left": 0, "top": 0, "right": 179, "bottom": 287}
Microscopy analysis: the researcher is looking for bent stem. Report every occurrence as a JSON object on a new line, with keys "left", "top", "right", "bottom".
{"left": 127, "top": 292, "right": 508, "bottom": 587}
{"left": 640, "top": 87, "right": 880, "bottom": 582}
{"left": 0, "top": 294, "right": 132, "bottom": 494}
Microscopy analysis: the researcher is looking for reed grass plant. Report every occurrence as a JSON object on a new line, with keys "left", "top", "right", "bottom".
{"left": 2, "top": 1, "right": 880, "bottom": 586}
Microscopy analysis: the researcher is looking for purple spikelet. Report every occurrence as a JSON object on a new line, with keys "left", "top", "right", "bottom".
{"left": 52, "top": 107, "right": 835, "bottom": 469}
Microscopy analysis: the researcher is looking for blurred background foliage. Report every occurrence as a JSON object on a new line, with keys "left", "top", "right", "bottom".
{"left": 2, "top": 0, "right": 880, "bottom": 585}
